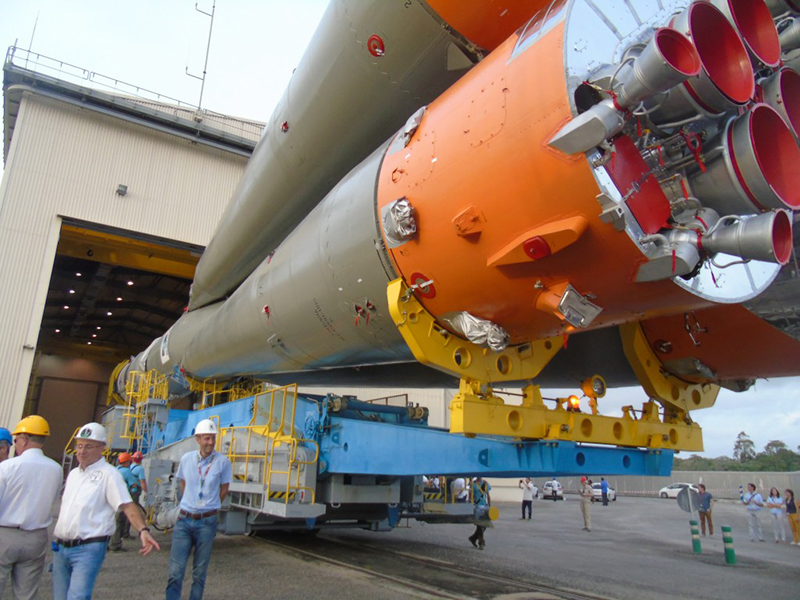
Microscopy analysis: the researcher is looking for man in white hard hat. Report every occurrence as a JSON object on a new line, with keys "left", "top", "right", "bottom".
{"left": 52, "top": 422, "right": 160, "bottom": 600}
{"left": 0, "top": 415, "right": 62, "bottom": 600}
{"left": 166, "top": 418, "right": 232, "bottom": 600}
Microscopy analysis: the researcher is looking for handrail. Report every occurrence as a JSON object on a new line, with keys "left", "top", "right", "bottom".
{"left": 221, "top": 384, "right": 318, "bottom": 506}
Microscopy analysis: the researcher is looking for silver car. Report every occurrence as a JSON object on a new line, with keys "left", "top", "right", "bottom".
{"left": 658, "top": 483, "right": 698, "bottom": 499}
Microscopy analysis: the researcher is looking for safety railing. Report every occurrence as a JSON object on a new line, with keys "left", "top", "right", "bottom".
{"left": 424, "top": 476, "right": 475, "bottom": 504}
{"left": 120, "top": 371, "right": 169, "bottom": 451}
{"left": 221, "top": 384, "right": 319, "bottom": 506}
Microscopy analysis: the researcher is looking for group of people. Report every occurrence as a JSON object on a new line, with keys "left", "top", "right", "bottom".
{"left": 739, "top": 483, "right": 800, "bottom": 544}
{"left": 0, "top": 415, "right": 232, "bottom": 600}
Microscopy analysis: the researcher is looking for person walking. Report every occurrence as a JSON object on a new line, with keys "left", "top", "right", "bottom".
{"left": 784, "top": 489, "right": 800, "bottom": 545}
{"left": 579, "top": 476, "right": 593, "bottom": 531}
{"left": 550, "top": 477, "right": 562, "bottom": 501}
{"left": 166, "top": 419, "right": 232, "bottom": 600}
{"left": 766, "top": 487, "right": 787, "bottom": 543}
{"left": 0, "top": 416, "right": 62, "bottom": 600}
{"left": 131, "top": 451, "right": 148, "bottom": 504}
{"left": 0, "top": 428, "right": 12, "bottom": 463}
{"left": 600, "top": 477, "right": 609, "bottom": 506}
{"left": 519, "top": 477, "right": 534, "bottom": 520}
{"left": 109, "top": 452, "right": 141, "bottom": 551}
{"left": 53, "top": 422, "right": 160, "bottom": 600}
{"left": 468, "top": 477, "right": 491, "bottom": 550}
{"left": 697, "top": 483, "right": 714, "bottom": 536}
{"left": 741, "top": 483, "right": 765, "bottom": 542}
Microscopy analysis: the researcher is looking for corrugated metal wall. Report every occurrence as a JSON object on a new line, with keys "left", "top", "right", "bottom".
{"left": 0, "top": 91, "right": 250, "bottom": 425}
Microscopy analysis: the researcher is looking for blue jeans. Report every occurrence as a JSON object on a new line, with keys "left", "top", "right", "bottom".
{"left": 166, "top": 516, "right": 217, "bottom": 600}
{"left": 52, "top": 542, "right": 107, "bottom": 600}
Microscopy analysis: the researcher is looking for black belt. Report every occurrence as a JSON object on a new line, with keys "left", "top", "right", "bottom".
{"left": 179, "top": 509, "right": 218, "bottom": 520}
{"left": 56, "top": 536, "right": 110, "bottom": 548}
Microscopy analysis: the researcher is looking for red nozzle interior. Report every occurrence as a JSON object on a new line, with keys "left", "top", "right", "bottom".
{"left": 654, "top": 28, "right": 701, "bottom": 77}
{"left": 751, "top": 104, "right": 800, "bottom": 210}
{"left": 727, "top": 0, "right": 781, "bottom": 68}
{"left": 779, "top": 68, "right": 800, "bottom": 138}
{"left": 688, "top": 2, "right": 754, "bottom": 103}
{"left": 771, "top": 210, "right": 793, "bottom": 265}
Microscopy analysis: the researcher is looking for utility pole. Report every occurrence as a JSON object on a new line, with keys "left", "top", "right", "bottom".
{"left": 186, "top": 1, "right": 216, "bottom": 110}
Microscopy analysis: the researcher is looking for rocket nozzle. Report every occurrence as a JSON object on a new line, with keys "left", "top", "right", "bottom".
{"left": 711, "top": 0, "right": 781, "bottom": 68}
{"left": 674, "top": 1, "right": 755, "bottom": 110}
{"left": 616, "top": 28, "right": 701, "bottom": 108}
{"left": 690, "top": 104, "right": 800, "bottom": 214}
{"left": 703, "top": 210, "right": 793, "bottom": 265}
{"left": 759, "top": 67, "right": 800, "bottom": 140}
{"left": 765, "top": 0, "right": 800, "bottom": 18}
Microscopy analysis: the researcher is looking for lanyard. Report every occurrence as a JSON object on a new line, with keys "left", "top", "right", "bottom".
{"left": 197, "top": 452, "right": 215, "bottom": 499}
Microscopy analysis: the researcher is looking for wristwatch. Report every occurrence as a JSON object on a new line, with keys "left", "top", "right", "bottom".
{"left": 139, "top": 527, "right": 151, "bottom": 534}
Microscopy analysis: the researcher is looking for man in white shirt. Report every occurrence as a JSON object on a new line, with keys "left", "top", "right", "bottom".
{"left": 519, "top": 477, "right": 535, "bottom": 520}
{"left": 0, "top": 415, "right": 62, "bottom": 600}
{"left": 741, "top": 482, "right": 765, "bottom": 542}
{"left": 452, "top": 477, "right": 468, "bottom": 503}
{"left": 52, "top": 422, "right": 160, "bottom": 600}
{"left": 166, "top": 419, "right": 232, "bottom": 600}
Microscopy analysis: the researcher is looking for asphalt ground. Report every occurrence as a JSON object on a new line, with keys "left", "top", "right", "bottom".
{"left": 4, "top": 496, "right": 798, "bottom": 600}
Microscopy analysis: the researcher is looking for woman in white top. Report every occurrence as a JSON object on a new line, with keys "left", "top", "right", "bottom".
{"left": 766, "top": 487, "right": 787, "bottom": 543}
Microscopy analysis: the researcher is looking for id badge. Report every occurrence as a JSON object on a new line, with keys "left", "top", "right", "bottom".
{"left": 197, "top": 495, "right": 208, "bottom": 507}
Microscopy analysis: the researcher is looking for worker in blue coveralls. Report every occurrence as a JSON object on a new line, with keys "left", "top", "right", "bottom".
{"left": 109, "top": 452, "right": 141, "bottom": 551}
{"left": 468, "top": 477, "right": 492, "bottom": 550}
{"left": 166, "top": 419, "right": 232, "bottom": 600}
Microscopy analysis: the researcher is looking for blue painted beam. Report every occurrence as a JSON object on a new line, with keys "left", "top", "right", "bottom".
{"left": 320, "top": 417, "right": 673, "bottom": 478}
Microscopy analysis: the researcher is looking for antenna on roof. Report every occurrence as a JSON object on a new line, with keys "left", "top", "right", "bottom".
{"left": 186, "top": 1, "right": 216, "bottom": 111}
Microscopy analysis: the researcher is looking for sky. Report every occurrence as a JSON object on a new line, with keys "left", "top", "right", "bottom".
{"left": 1, "top": 1, "right": 798, "bottom": 460}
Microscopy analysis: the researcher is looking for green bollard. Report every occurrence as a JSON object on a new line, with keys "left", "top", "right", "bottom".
{"left": 690, "top": 519, "right": 702, "bottom": 554}
{"left": 722, "top": 525, "right": 736, "bottom": 565}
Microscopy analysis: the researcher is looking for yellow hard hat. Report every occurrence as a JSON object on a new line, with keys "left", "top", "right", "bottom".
{"left": 13, "top": 415, "right": 51, "bottom": 436}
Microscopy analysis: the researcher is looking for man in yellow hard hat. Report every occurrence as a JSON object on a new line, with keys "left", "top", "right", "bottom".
{"left": 0, "top": 415, "right": 62, "bottom": 599}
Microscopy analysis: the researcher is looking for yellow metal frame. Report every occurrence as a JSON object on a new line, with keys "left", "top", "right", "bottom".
{"left": 449, "top": 380, "right": 704, "bottom": 451}
{"left": 387, "top": 278, "right": 563, "bottom": 382}
{"left": 220, "top": 384, "right": 319, "bottom": 506}
{"left": 120, "top": 370, "right": 169, "bottom": 449}
{"left": 58, "top": 224, "right": 199, "bottom": 279}
{"left": 620, "top": 322, "right": 720, "bottom": 422}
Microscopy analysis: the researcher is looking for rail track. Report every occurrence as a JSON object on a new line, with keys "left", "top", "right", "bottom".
{"left": 257, "top": 533, "right": 614, "bottom": 600}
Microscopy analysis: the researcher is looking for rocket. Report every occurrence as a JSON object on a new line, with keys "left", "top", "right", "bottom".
{"left": 117, "top": 0, "right": 800, "bottom": 399}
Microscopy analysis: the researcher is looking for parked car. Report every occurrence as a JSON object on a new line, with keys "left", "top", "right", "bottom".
{"left": 591, "top": 482, "right": 616, "bottom": 501}
{"left": 658, "top": 483, "right": 698, "bottom": 499}
{"left": 539, "top": 480, "right": 564, "bottom": 500}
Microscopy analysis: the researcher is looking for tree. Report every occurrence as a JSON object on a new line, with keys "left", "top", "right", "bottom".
{"left": 764, "top": 440, "right": 788, "bottom": 455}
{"left": 733, "top": 431, "right": 756, "bottom": 463}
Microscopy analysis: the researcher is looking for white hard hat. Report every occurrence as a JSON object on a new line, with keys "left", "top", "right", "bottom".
{"left": 195, "top": 419, "right": 218, "bottom": 435}
{"left": 75, "top": 422, "right": 107, "bottom": 444}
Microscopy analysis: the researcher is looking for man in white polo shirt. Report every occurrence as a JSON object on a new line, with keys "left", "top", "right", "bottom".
{"left": 0, "top": 415, "right": 62, "bottom": 600}
{"left": 166, "top": 418, "right": 232, "bottom": 600}
{"left": 52, "top": 422, "right": 160, "bottom": 600}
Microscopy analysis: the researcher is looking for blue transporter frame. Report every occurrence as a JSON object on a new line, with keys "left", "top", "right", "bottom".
{"left": 152, "top": 392, "right": 672, "bottom": 480}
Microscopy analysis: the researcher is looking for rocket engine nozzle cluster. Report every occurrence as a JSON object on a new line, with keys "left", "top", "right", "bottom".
{"left": 553, "top": 0, "right": 798, "bottom": 289}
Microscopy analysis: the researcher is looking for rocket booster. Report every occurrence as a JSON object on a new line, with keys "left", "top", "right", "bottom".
{"left": 188, "top": 0, "right": 543, "bottom": 310}
{"left": 121, "top": 0, "right": 800, "bottom": 396}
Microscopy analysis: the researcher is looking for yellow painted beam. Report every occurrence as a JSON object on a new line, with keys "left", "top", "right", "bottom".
{"left": 58, "top": 224, "right": 199, "bottom": 279}
{"left": 387, "top": 278, "right": 563, "bottom": 382}
{"left": 449, "top": 381, "right": 704, "bottom": 452}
